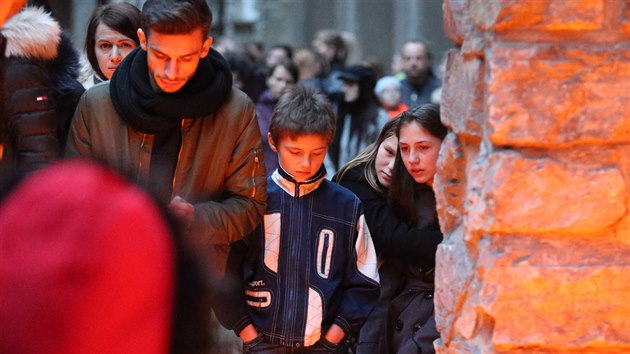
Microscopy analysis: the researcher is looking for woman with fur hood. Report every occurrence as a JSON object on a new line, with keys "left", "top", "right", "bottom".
{"left": 1, "top": 2, "right": 84, "bottom": 173}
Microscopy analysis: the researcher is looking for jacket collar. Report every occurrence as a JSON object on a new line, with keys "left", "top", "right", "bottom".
{"left": 109, "top": 47, "right": 232, "bottom": 134}
{"left": 272, "top": 164, "right": 327, "bottom": 198}
{"left": 2, "top": 7, "right": 60, "bottom": 60}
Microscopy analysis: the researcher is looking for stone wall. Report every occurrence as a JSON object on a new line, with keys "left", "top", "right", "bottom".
{"left": 434, "top": 0, "right": 630, "bottom": 352}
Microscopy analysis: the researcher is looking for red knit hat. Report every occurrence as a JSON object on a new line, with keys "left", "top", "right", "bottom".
{"left": 0, "top": 159, "right": 175, "bottom": 354}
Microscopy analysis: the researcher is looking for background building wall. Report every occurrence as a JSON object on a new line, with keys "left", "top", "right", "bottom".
{"left": 42, "top": 0, "right": 453, "bottom": 76}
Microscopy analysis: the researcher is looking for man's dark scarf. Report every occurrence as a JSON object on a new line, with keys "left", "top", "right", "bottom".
{"left": 110, "top": 46, "right": 233, "bottom": 134}
{"left": 109, "top": 46, "right": 232, "bottom": 202}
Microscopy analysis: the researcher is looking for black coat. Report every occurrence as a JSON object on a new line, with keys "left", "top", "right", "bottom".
{"left": 334, "top": 163, "right": 442, "bottom": 354}
{"left": 1, "top": 7, "right": 84, "bottom": 172}
{"left": 333, "top": 163, "right": 442, "bottom": 268}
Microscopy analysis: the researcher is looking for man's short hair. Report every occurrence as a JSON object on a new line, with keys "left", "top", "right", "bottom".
{"left": 141, "top": 0, "right": 212, "bottom": 38}
{"left": 401, "top": 39, "right": 432, "bottom": 61}
{"left": 269, "top": 85, "right": 335, "bottom": 144}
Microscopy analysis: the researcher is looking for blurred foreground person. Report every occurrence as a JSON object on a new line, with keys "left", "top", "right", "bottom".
{"left": 1, "top": 2, "right": 84, "bottom": 172}
{"left": 0, "top": 159, "right": 216, "bottom": 354}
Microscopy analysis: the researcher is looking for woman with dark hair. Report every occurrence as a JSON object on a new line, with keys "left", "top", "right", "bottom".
{"left": 329, "top": 64, "right": 388, "bottom": 174}
{"left": 385, "top": 103, "right": 446, "bottom": 354}
{"left": 333, "top": 107, "right": 445, "bottom": 353}
{"left": 255, "top": 59, "right": 298, "bottom": 176}
{"left": 82, "top": 2, "right": 140, "bottom": 88}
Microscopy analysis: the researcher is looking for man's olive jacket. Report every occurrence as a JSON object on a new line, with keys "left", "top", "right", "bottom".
{"left": 66, "top": 82, "right": 267, "bottom": 255}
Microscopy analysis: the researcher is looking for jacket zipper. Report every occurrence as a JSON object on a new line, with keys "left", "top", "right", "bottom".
{"left": 172, "top": 120, "right": 185, "bottom": 194}
{"left": 251, "top": 149, "right": 259, "bottom": 198}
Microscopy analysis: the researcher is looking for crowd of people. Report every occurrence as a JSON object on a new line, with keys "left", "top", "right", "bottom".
{"left": 0, "top": 0, "right": 445, "bottom": 353}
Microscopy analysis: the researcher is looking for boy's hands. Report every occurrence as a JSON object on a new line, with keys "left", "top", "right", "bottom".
{"left": 238, "top": 323, "right": 344, "bottom": 345}
{"left": 324, "top": 323, "right": 345, "bottom": 344}
{"left": 239, "top": 324, "right": 259, "bottom": 343}
{"left": 169, "top": 195, "right": 195, "bottom": 229}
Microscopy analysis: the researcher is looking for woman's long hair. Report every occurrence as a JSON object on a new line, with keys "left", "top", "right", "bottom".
{"left": 85, "top": 2, "right": 141, "bottom": 80}
{"left": 334, "top": 117, "right": 399, "bottom": 194}
{"left": 387, "top": 104, "right": 446, "bottom": 224}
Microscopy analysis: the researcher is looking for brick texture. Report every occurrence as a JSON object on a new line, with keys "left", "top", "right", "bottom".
{"left": 437, "top": 0, "right": 630, "bottom": 352}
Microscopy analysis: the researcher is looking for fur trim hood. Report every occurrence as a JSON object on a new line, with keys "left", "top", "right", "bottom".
{"left": 1, "top": 7, "right": 61, "bottom": 60}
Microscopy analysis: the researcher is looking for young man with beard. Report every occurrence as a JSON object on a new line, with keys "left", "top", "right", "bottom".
{"left": 66, "top": 0, "right": 266, "bottom": 278}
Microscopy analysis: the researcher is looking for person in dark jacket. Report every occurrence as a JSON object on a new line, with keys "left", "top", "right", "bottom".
{"left": 65, "top": 0, "right": 266, "bottom": 251}
{"left": 329, "top": 64, "right": 388, "bottom": 174}
{"left": 385, "top": 104, "right": 446, "bottom": 354}
{"left": 218, "top": 86, "right": 380, "bottom": 353}
{"left": 333, "top": 114, "right": 443, "bottom": 354}
{"left": 1, "top": 5, "right": 84, "bottom": 173}
{"left": 255, "top": 59, "right": 298, "bottom": 176}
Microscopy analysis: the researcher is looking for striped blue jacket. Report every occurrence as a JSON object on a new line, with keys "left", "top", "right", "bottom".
{"left": 232, "top": 166, "right": 380, "bottom": 348}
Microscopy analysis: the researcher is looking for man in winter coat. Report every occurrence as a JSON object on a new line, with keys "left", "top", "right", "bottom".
{"left": 1, "top": 2, "right": 84, "bottom": 172}
{"left": 65, "top": 0, "right": 267, "bottom": 276}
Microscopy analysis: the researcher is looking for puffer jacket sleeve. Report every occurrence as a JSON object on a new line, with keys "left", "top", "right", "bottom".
{"left": 4, "top": 59, "right": 60, "bottom": 171}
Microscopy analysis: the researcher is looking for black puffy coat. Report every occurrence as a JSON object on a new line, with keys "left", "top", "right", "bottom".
{"left": 1, "top": 7, "right": 84, "bottom": 172}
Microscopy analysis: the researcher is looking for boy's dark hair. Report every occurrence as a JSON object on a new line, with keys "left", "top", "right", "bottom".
{"left": 141, "top": 0, "right": 212, "bottom": 38}
{"left": 85, "top": 2, "right": 141, "bottom": 80}
{"left": 269, "top": 85, "right": 335, "bottom": 144}
{"left": 388, "top": 103, "right": 445, "bottom": 224}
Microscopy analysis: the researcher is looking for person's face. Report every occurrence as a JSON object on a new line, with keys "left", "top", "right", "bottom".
{"left": 266, "top": 48, "right": 288, "bottom": 68}
{"left": 398, "top": 121, "right": 442, "bottom": 186}
{"left": 94, "top": 23, "right": 137, "bottom": 79}
{"left": 267, "top": 66, "right": 296, "bottom": 99}
{"left": 401, "top": 42, "right": 430, "bottom": 80}
{"left": 379, "top": 83, "right": 401, "bottom": 108}
{"left": 269, "top": 133, "right": 328, "bottom": 183}
{"left": 137, "top": 27, "right": 212, "bottom": 93}
{"left": 375, "top": 135, "right": 398, "bottom": 188}
{"left": 312, "top": 39, "right": 335, "bottom": 62}
{"left": 343, "top": 81, "right": 359, "bottom": 102}
{"left": 231, "top": 70, "right": 243, "bottom": 89}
